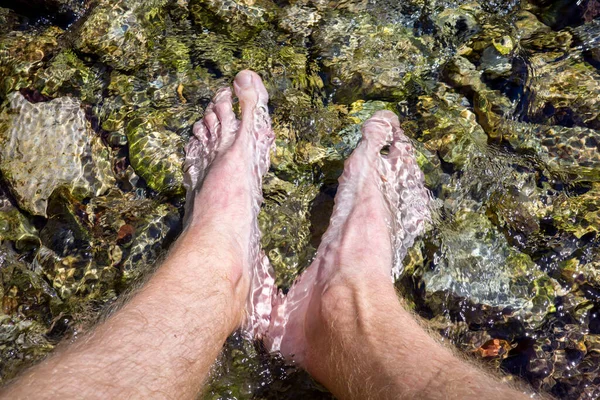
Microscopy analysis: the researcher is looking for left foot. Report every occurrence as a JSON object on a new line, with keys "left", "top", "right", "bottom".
{"left": 183, "top": 70, "right": 276, "bottom": 337}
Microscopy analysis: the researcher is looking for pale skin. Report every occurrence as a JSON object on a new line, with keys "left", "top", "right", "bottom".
{"left": 1, "top": 71, "right": 536, "bottom": 400}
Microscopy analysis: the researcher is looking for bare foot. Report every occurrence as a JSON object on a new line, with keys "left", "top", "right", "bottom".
{"left": 265, "top": 111, "right": 430, "bottom": 366}
{"left": 183, "top": 70, "right": 276, "bottom": 337}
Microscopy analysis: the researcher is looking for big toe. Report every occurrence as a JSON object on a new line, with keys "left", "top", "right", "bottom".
{"left": 361, "top": 111, "right": 396, "bottom": 149}
{"left": 233, "top": 70, "right": 269, "bottom": 116}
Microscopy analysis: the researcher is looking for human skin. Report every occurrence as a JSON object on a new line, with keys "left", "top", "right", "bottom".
{"left": 0, "top": 70, "right": 274, "bottom": 399}
{"left": 2, "top": 70, "right": 538, "bottom": 400}
{"left": 266, "top": 111, "right": 537, "bottom": 400}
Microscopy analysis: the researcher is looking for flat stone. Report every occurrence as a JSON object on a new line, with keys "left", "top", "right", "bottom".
{"left": 0, "top": 93, "right": 115, "bottom": 216}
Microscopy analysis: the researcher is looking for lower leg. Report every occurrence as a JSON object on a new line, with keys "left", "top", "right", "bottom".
{"left": 1, "top": 70, "right": 273, "bottom": 399}
{"left": 267, "top": 112, "right": 535, "bottom": 400}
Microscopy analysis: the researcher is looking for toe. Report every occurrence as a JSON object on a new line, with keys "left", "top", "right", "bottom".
{"left": 361, "top": 113, "right": 395, "bottom": 149}
{"left": 213, "top": 87, "right": 237, "bottom": 128}
{"left": 233, "top": 70, "right": 269, "bottom": 118}
{"left": 203, "top": 106, "right": 220, "bottom": 137}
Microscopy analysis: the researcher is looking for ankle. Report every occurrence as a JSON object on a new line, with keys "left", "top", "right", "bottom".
{"left": 303, "top": 273, "right": 398, "bottom": 367}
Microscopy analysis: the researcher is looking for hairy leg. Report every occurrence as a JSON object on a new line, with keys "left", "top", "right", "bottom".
{"left": 1, "top": 70, "right": 274, "bottom": 399}
{"left": 266, "top": 112, "right": 535, "bottom": 400}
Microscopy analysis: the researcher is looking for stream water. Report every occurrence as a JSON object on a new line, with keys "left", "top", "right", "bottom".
{"left": 0, "top": 0, "right": 599, "bottom": 398}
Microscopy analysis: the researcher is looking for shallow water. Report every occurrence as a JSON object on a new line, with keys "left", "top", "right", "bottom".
{"left": 0, "top": 0, "right": 600, "bottom": 398}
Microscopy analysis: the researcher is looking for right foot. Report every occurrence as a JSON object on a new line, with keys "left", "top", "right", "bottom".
{"left": 265, "top": 111, "right": 430, "bottom": 366}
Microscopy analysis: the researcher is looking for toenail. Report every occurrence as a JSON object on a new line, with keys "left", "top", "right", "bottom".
{"left": 236, "top": 71, "right": 253, "bottom": 88}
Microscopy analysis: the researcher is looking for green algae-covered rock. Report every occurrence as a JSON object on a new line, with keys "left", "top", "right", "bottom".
{"left": 552, "top": 183, "right": 600, "bottom": 240}
{"left": 75, "top": 0, "right": 168, "bottom": 71}
{"left": 413, "top": 84, "right": 489, "bottom": 170}
{"left": 0, "top": 26, "right": 63, "bottom": 97}
{"left": 259, "top": 174, "right": 319, "bottom": 288}
{"left": 0, "top": 8, "right": 19, "bottom": 35}
{"left": 126, "top": 115, "right": 186, "bottom": 195}
{"left": 0, "top": 93, "right": 115, "bottom": 217}
{"left": 423, "top": 211, "right": 559, "bottom": 326}
{"left": 0, "top": 245, "right": 61, "bottom": 381}
{"left": 312, "top": 12, "right": 432, "bottom": 102}
{"left": 525, "top": 55, "right": 600, "bottom": 130}
{"left": 189, "top": 0, "right": 278, "bottom": 40}
{"left": 0, "top": 206, "right": 39, "bottom": 251}
{"left": 120, "top": 202, "right": 181, "bottom": 282}
{"left": 33, "top": 50, "right": 106, "bottom": 104}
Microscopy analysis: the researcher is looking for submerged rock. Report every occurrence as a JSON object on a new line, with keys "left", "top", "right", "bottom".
{"left": 312, "top": 12, "right": 433, "bottom": 102}
{"left": 126, "top": 114, "right": 186, "bottom": 195}
{"left": 259, "top": 174, "right": 318, "bottom": 288}
{"left": 75, "top": 0, "right": 168, "bottom": 71}
{"left": 0, "top": 245, "right": 60, "bottom": 381}
{"left": 423, "top": 211, "right": 558, "bottom": 326}
{"left": 0, "top": 26, "right": 63, "bottom": 97}
{"left": 189, "top": 0, "right": 277, "bottom": 40}
{"left": 0, "top": 206, "right": 39, "bottom": 251}
{"left": 33, "top": 50, "right": 106, "bottom": 105}
{"left": 0, "top": 93, "right": 115, "bottom": 216}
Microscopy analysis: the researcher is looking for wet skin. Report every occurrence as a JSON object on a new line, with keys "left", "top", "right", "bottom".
{"left": 1, "top": 70, "right": 537, "bottom": 400}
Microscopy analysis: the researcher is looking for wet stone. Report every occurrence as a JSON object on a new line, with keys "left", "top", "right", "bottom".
{"left": 259, "top": 174, "right": 319, "bottom": 288}
{"left": 126, "top": 114, "right": 186, "bottom": 196}
{"left": 0, "top": 26, "right": 63, "bottom": 97}
{"left": 33, "top": 50, "right": 106, "bottom": 105}
{"left": 75, "top": 0, "right": 168, "bottom": 71}
{"left": 422, "top": 211, "right": 559, "bottom": 326}
{"left": 312, "top": 12, "right": 433, "bottom": 102}
{"left": 0, "top": 93, "right": 115, "bottom": 216}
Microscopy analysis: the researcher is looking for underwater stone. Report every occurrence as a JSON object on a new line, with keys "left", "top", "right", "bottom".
{"left": 0, "top": 8, "right": 19, "bottom": 35}
{"left": 312, "top": 13, "right": 432, "bottom": 102}
{"left": 126, "top": 115, "right": 186, "bottom": 195}
{"left": 0, "top": 93, "right": 115, "bottom": 216}
{"left": 433, "top": 4, "right": 481, "bottom": 47}
{"left": 552, "top": 183, "right": 600, "bottom": 240}
{"left": 0, "top": 206, "right": 39, "bottom": 251}
{"left": 259, "top": 174, "right": 318, "bottom": 288}
{"left": 0, "top": 26, "right": 63, "bottom": 97}
{"left": 278, "top": 5, "right": 321, "bottom": 37}
{"left": 189, "top": 0, "right": 277, "bottom": 40}
{"left": 503, "top": 122, "right": 600, "bottom": 181}
{"left": 121, "top": 203, "right": 181, "bottom": 282}
{"left": 75, "top": 0, "right": 167, "bottom": 71}
{"left": 0, "top": 245, "right": 60, "bottom": 381}
{"left": 524, "top": 52, "right": 600, "bottom": 130}
{"left": 33, "top": 50, "right": 106, "bottom": 105}
{"left": 423, "top": 211, "right": 558, "bottom": 325}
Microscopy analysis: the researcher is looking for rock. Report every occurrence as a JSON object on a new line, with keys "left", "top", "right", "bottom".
{"left": 33, "top": 50, "right": 106, "bottom": 104}
{"left": 278, "top": 5, "right": 321, "bottom": 37}
{"left": 312, "top": 12, "right": 433, "bottom": 102}
{"left": 433, "top": 4, "right": 481, "bottom": 47}
{"left": 0, "top": 245, "right": 60, "bottom": 381}
{"left": 572, "top": 19, "right": 600, "bottom": 68}
{"left": 0, "top": 26, "right": 63, "bottom": 97}
{"left": 75, "top": 0, "right": 168, "bottom": 71}
{"left": 423, "top": 211, "right": 560, "bottom": 327}
{"left": 0, "top": 205, "right": 39, "bottom": 251}
{"left": 126, "top": 114, "right": 186, "bottom": 195}
{"left": 120, "top": 202, "right": 181, "bottom": 282}
{"left": 524, "top": 52, "right": 600, "bottom": 130}
{"left": 258, "top": 174, "right": 318, "bottom": 288}
{"left": 189, "top": 0, "right": 278, "bottom": 40}
{"left": 503, "top": 122, "right": 600, "bottom": 182}
{"left": 0, "top": 8, "right": 19, "bottom": 35}
{"left": 0, "top": 93, "right": 115, "bottom": 216}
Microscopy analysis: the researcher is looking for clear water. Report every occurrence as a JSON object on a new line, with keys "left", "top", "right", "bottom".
{"left": 0, "top": 0, "right": 599, "bottom": 399}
